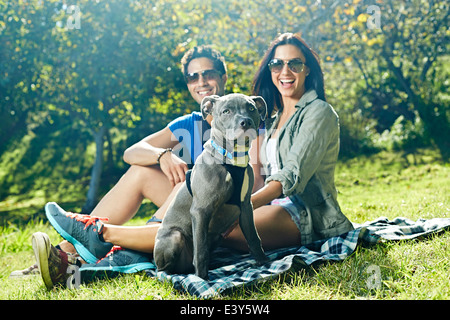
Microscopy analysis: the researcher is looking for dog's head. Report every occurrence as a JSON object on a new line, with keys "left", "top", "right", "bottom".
{"left": 201, "top": 93, "right": 267, "bottom": 142}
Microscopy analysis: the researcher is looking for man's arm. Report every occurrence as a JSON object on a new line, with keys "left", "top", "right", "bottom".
{"left": 123, "top": 126, "right": 188, "bottom": 186}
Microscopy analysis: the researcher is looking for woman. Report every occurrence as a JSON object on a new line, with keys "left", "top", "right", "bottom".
{"left": 224, "top": 33, "right": 354, "bottom": 250}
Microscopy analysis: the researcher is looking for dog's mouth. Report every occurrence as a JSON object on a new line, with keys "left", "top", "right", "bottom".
{"left": 225, "top": 127, "right": 257, "bottom": 142}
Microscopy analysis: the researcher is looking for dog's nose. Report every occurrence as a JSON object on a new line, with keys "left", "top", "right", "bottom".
{"left": 239, "top": 117, "right": 253, "bottom": 129}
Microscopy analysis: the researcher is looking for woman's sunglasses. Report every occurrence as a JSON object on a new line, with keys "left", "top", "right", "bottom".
{"left": 185, "top": 69, "right": 222, "bottom": 84}
{"left": 268, "top": 58, "right": 305, "bottom": 73}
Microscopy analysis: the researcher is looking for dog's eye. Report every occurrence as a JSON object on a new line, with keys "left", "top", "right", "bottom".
{"left": 249, "top": 106, "right": 255, "bottom": 112}
{"left": 222, "top": 109, "right": 231, "bottom": 115}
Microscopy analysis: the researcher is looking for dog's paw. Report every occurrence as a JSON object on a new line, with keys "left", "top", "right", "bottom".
{"left": 196, "top": 271, "right": 209, "bottom": 280}
{"left": 256, "top": 255, "right": 269, "bottom": 266}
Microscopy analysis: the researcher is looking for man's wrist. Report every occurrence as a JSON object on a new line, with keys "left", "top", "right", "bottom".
{"left": 157, "top": 148, "right": 173, "bottom": 164}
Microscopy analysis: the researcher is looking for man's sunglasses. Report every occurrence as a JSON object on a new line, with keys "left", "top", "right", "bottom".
{"left": 268, "top": 58, "right": 306, "bottom": 73}
{"left": 185, "top": 69, "right": 222, "bottom": 84}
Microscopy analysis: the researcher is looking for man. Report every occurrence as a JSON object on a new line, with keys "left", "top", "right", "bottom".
{"left": 84, "top": 46, "right": 228, "bottom": 229}
{"left": 11, "top": 46, "right": 228, "bottom": 287}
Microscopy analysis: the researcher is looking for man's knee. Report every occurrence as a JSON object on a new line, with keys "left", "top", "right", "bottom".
{"left": 125, "top": 165, "right": 162, "bottom": 182}
{"left": 124, "top": 165, "right": 173, "bottom": 202}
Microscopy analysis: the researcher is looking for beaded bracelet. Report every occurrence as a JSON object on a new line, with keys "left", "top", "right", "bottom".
{"left": 157, "top": 148, "right": 173, "bottom": 164}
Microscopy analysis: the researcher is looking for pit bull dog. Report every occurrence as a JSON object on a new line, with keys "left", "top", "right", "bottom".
{"left": 153, "top": 93, "right": 268, "bottom": 279}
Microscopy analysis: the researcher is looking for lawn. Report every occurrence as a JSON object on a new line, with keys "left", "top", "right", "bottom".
{"left": 0, "top": 149, "right": 449, "bottom": 300}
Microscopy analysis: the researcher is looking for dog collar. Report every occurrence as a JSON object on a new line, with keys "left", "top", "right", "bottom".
{"left": 210, "top": 139, "right": 249, "bottom": 167}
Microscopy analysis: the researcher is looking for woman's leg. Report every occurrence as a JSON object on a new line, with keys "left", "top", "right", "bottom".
{"left": 61, "top": 184, "right": 300, "bottom": 256}
{"left": 222, "top": 205, "right": 301, "bottom": 252}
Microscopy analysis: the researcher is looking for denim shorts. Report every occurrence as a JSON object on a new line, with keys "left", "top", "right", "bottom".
{"left": 270, "top": 196, "right": 304, "bottom": 234}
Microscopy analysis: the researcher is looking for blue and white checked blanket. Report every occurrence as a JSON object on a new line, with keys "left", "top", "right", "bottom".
{"left": 145, "top": 217, "right": 450, "bottom": 298}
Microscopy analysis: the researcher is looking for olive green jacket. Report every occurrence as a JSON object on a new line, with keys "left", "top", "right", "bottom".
{"left": 261, "top": 89, "right": 354, "bottom": 244}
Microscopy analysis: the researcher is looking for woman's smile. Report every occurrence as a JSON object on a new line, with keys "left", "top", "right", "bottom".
{"left": 271, "top": 44, "right": 309, "bottom": 107}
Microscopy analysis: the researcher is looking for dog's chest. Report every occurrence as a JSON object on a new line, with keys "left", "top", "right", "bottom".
{"left": 222, "top": 164, "right": 248, "bottom": 206}
{"left": 186, "top": 164, "right": 249, "bottom": 206}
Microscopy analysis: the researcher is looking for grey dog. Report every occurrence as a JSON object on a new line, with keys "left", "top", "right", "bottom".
{"left": 153, "top": 93, "right": 269, "bottom": 279}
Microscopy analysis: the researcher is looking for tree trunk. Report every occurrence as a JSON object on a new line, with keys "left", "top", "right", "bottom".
{"left": 416, "top": 103, "right": 450, "bottom": 162}
{"left": 381, "top": 46, "right": 450, "bottom": 162}
{"left": 82, "top": 125, "right": 105, "bottom": 213}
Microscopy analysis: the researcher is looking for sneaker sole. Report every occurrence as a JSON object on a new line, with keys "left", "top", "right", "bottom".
{"left": 32, "top": 232, "right": 53, "bottom": 290}
{"left": 80, "top": 262, "right": 155, "bottom": 274}
{"left": 9, "top": 265, "right": 40, "bottom": 278}
{"left": 45, "top": 202, "right": 98, "bottom": 264}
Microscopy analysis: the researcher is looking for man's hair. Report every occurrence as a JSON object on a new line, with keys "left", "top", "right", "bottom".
{"left": 181, "top": 45, "right": 227, "bottom": 77}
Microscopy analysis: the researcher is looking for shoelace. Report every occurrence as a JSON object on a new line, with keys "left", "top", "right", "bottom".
{"left": 65, "top": 212, "right": 109, "bottom": 230}
{"left": 96, "top": 245, "right": 123, "bottom": 264}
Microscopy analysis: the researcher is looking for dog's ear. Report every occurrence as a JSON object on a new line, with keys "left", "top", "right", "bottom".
{"left": 201, "top": 95, "right": 220, "bottom": 120}
{"left": 250, "top": 96, "right": 267, "bottom": 121}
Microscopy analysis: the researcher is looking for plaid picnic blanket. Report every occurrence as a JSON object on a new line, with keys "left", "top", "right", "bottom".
{"left": 146, "top": 216, "right": 450, "bottom": 298}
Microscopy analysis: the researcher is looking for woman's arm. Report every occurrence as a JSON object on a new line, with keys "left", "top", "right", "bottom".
{"left": 251, "top": 180, "right": 282, "bottom": 210}
{"left": 266, "top": 101, "right": 339, "bottom": 197}
{"left": 249, "top": 127, "right": 283, "bottom": 208}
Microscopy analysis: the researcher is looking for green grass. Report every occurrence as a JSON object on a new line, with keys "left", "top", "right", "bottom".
{"left": 0, "top": 149, "right": 449, "bottom": 300}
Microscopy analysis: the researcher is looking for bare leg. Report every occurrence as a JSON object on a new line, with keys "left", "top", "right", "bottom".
{"left": 91, "top": 165, "right": 173, "bottom": 224}
{"left": 59, "top": 165, "right": 174, "bottom": 253}
{"left": 222, "top": 205, "right": 301, "bottom": 252}
{"left": 92, "top": 190, "right": 299, "bottom": 255}
{"left": 101, "top": 224, "right": 159, "bottom": 254}
{"left": 101, "top": 183, "right": 183, "bottom": 253}
{"left": 146, "top": 182, "right": 183, "bottom": 222}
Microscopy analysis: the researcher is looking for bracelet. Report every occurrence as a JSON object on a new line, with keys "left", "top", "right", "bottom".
{"left": 157, "top": 148, "right": 173, "bottom": 164}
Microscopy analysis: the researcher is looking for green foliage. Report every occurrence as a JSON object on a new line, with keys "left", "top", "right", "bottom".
{"left": 370, "top": 113, "right": 430, "bottom": 152}
{"left": 0, "top": 0, "right": 448, "bottom": 210}
{"left": 318, "top": 0, "right": 449, "bottom": 158}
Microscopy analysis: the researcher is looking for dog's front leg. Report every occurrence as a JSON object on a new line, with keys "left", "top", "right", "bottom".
{"left": 190, "top": 204, "right": 213, "bottom": 280}
{"left": 239, "top": 168, "right": 268, "bottom": 264}
{"left": 239, "top": 201, "right": 268, "bottom": 265}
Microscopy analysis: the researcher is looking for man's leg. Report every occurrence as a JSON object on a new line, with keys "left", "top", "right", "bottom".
{"left": 58, "top": 165, "right": 173, "bottom": 253}
{"left": 91, "top": 165, "right": 173, "bottom": 224}
{"left": 100, "top": 182, "right": 183, "bottom": 253}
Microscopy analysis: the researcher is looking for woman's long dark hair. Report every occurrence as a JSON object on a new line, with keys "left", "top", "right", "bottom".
{"left": 252, "top": 33, "right": 325, "bottom": 116}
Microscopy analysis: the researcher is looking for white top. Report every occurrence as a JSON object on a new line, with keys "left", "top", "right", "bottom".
{"left": 265, "top": 138, "right": 279, "bottom": 175}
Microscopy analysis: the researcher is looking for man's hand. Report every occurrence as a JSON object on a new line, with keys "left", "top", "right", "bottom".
{"left": 158, "top": 151, "right": 188, "bottom": 187}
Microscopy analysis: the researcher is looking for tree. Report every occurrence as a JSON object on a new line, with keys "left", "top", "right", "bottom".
{"left": 2, "top": 0, "right": 448, "bottom": 215}
{"left": 316, "top": 0, "right": 449, "bottom": 160}
{"left": 47, "top": 0, "right": 206, "bottom": 211}
{"left": 0, "top": 0, "right": 56, "bottom": 155}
